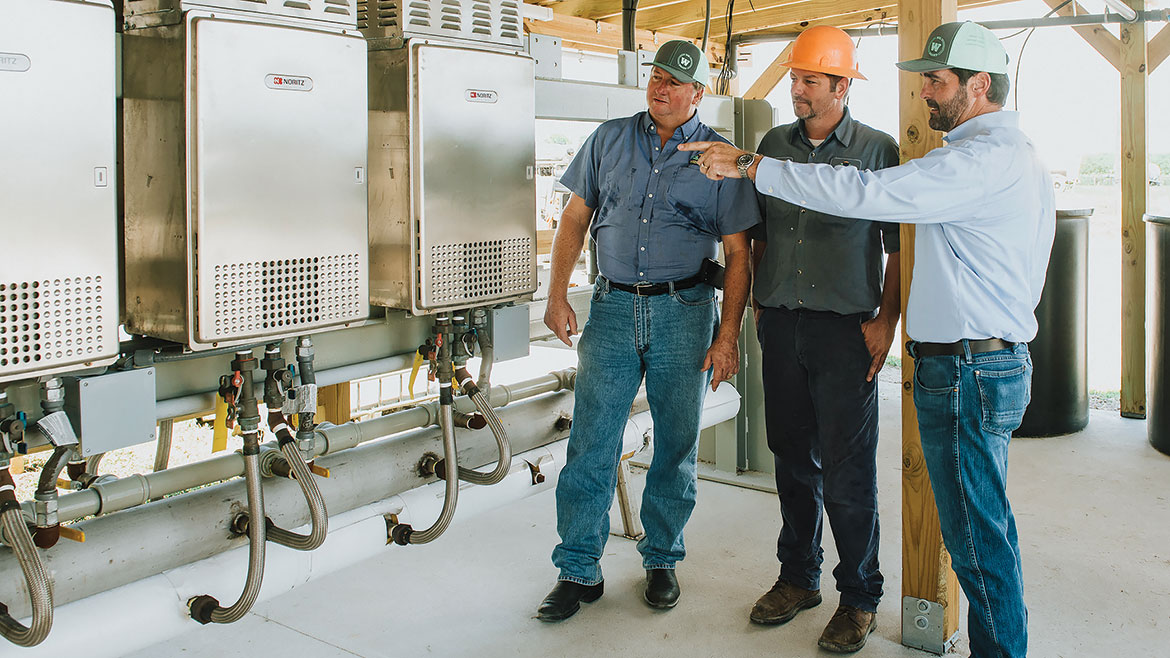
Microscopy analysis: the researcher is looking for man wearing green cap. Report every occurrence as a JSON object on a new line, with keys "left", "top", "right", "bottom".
{"left": 538, "top": 39, "right": 760, "bottom": 622}
{"left": 681, "top": 21, "right": 1053, "bottom": 658}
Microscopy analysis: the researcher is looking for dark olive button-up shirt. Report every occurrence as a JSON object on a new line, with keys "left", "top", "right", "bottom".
{"left": 752, "top": 108, "right": 900, "bottom": 314}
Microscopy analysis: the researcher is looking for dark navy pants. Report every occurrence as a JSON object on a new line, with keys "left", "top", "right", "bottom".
{"left": 756, "top": 305, "right": 883, "bottom": 612}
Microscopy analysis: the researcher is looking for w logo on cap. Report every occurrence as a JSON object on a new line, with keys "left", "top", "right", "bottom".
{"left": 928, "top": 36, "right": 946, "bottom": 56}
{"left": 678, "top": 53, "right": 693, "bottom": 69}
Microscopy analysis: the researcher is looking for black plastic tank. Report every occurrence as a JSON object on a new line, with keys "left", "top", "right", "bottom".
{"left": 1017, "top": 208, "right": 1091, "bottom": 437}
{"left": 1146, "top": 214, "right": 1170, "bottom": 455}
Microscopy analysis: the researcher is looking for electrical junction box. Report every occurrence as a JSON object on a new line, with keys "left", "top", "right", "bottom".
{"left": 64, "top": 368, "right": 158, "bottom": 457}
{"left": 488, "top": 304, "right": 530, "bottom": 363}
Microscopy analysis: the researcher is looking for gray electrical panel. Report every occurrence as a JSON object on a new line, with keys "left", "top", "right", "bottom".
{"left": 64, "top": 368, "right": 158, "bottom": 457}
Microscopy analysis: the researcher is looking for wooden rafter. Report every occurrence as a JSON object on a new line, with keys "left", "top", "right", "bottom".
{"left": 1150, "top": 23, "right": 1170, "bottom": 73}
{"left": 743, "top": 42, "right": 793, "bottom": 99}
{"left": 1041, "top": 0, "right": 1122, "bottom": 71}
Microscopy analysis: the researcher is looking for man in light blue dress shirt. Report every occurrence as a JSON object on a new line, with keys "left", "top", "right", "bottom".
{"left": 682, "top": 22, "right": 1054, "bottom": 658}
{"left": 538, "top": 40, "right": 761, "bottom": 622}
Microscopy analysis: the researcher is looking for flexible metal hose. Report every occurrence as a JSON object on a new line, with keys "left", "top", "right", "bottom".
{"left": 406, "top": 400, "right": 459, "bottom": 544}
{"left": 0, "top": 469, "right": 53, "bottom": 647}
{"left": 262, "top": 411, "right": 328, "bottom": 551}
{"left": 455, "top": 390, "right": 511, "bottom": 485}
{"left": 153, "top": 418, "right": 174, "bottom": 472}
{"left": 198, "top": 442, "right": 266, "bottom": 624}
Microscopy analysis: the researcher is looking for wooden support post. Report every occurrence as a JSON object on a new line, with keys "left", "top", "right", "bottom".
{"left": 1120, "top": 0, "right": 1149, "bottom": 419}
{"left": 743, "top": 42, "right": 793, "bottom": 100}
{"left": 317, "top": 382, "right": 353, "bottom": 425}
{"left": 897, "top": 0, "right": 960, "bottom": 650}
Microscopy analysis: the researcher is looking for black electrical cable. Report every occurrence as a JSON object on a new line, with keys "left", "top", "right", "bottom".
{"left": 718, "top": 0, "right": 735, "bottom": 94}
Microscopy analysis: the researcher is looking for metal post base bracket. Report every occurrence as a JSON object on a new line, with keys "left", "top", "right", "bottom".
{"left": 902, "top": 597, "right": 959, "bottom": 655}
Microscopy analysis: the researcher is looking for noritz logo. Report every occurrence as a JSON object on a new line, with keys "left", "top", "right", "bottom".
{"left": 265, "top": 74, "right": 313, "bottom": 91}
{"left": 0, "top": 52, "right": 31, "bottom": 73}
{"left": 927, "top": 36, "right": 946, "bottom": 57}
{"left": 677, "top": 53, "right": 693, "bottom": 70}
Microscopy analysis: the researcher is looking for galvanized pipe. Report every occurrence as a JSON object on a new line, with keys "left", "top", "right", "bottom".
{"left": 0, "top": 387, "right": 582, "bottom": 616}
{"left": 28, "top": 368, "right": 578, "bottom": 524}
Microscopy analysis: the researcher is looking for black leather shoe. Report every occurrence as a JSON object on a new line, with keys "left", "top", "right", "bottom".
{"left": 644, "top": 569, "right": 681, "bottom": 609}
{"left": 536, "top": 580, "right": 604, "bottom": 622}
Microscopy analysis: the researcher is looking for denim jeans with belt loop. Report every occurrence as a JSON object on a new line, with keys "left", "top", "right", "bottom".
{"left": 910, "top": 339, "right": 1032, "bottom": 658}
{"left": 552, "top": 276, "right": 717, "bottom": 585}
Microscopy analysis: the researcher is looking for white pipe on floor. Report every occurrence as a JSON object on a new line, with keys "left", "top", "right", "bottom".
{"left": 0, "top": 384, "right": 740, "bottom": 657}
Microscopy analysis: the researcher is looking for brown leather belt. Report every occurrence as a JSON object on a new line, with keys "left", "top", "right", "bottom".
{"left": 913, "top": 338, "right": 1014, "bottom": 358}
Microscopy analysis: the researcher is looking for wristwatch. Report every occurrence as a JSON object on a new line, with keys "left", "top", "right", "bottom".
{"left": 736, "top": 152, "right": 757, "bottom": 179}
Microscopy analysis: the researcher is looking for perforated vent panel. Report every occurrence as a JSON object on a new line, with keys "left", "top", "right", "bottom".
{"left": 427, "top": 238, "right": 533, "bottom": 305}
{"left": 0, "top": 277, "right": 110, "bottom": 372}
{"left": 357, "top": 0, "right": 521, "bottom": 46}
{"left": 124, "top": 0, "right": 356, "bottom": 28}
{"left": 209, "top": 254, "right": 363, "bottom": 340}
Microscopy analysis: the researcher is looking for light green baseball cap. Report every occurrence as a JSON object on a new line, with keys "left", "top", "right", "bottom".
{"left": 643, "top": 40, "right": 709, "bottom": 86}
{"left": 896, "top": 21, "right": 1009, "bottom": 75}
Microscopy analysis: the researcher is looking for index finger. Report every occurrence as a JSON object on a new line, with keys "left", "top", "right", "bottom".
{"left": 677, "top": 141, "right": 717, "bottom": 152}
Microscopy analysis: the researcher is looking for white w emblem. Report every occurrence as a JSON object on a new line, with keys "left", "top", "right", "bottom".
{"left": 678, "top": 53, "right": 693, "bottom": 69}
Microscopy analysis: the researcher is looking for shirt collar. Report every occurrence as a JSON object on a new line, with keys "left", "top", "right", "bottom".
{"left": 945, "top": 110, "right": 1018, "bottom": 143}
{"left": 642, "top": 110, "right": 703, "bottom": 142}
{"left": 790, "top": 107, "right": 856, "bottom": 148}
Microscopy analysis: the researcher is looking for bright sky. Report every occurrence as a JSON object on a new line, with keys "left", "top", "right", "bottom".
{"left": 738, "top": 0, "right": 1170, "bottom": 175}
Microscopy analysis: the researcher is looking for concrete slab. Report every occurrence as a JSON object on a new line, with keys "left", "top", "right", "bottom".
{"left": 130, "top": 381, "right": 1170, "bottom": 658}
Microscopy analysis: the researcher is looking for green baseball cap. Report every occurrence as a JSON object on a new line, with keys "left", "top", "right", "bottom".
{"left": 643, "top": 40, "right": 709, "bottom": 86}
{"left": 896, "top": 21, "right": 1009, "bottom": 75}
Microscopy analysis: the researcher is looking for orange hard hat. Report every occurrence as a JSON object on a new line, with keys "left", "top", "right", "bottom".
{"left": 782, "top": 25, "right": 867, "bottom": 80}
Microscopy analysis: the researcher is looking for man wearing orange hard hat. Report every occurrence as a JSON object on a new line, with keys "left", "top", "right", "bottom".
{"left": 744, "top": 25, "right": 901, "bottom": 654}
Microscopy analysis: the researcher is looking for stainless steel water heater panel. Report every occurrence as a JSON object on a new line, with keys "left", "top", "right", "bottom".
{"left": 0, "top": 0, "right": 119, "bottom": 384}
{"left": 368, "top": 42, "right": 536, "bottom": 314}
{"left": 122, "top": 9, "right": 369, "bottom": 349}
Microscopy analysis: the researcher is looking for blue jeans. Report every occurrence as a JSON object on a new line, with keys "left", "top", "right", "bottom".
{"left": 757, "top": 306, "right": 883, "bottom": 612}
{"left": 910, "top": 341, "right": 1031, "bottom": 658}
{"left": 552, "top": 277, "right": 716, "bottom": 585}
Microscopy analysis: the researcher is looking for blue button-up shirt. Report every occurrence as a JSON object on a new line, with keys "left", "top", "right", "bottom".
{"left": 560, "top": 111, "right": 761, "bottom": 284}
{"left": 755, "top": 111, "right": 1055, "bottom": 343}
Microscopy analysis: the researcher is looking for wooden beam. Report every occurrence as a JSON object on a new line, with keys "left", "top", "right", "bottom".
{"left": 524, "top": 14, "right": 726, "bottom": 65}
{"left": 1120, "top": 0, "right": 1148, "bottom": 418}
{"left": 743, "top": 42, "right": 793, "bottom": 100}
{"left": 1041, "top": 0, "right": 1122, "bottom": 71}
{"left": 1150, "top": 23, "right": 1170, "bottom": 73}
{"left": 318, "top": 382, "right": 353, "bottom": 425}
{"left": 898, "top": 0, "right": 961, "bottom": 649}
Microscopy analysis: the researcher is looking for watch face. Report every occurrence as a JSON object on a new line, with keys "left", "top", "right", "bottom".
{"left": 736, "top": 153, "right": 755, "bottom": 166}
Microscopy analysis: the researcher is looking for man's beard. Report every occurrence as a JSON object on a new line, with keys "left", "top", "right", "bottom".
{"left": 927, "top": 84, "right": 968, "bottom": 131}
{"left": 792, "top": 97, "right": 816, "bottom": 121}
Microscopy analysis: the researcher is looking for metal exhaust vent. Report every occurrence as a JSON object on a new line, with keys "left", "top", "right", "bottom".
{"left": 0, "top": 277, "right": 110, "bottom": 371}
{"left": 427, "top": 238, "right": 533, "bottom": 306}
{"left": 357, "top": 0, "right": 522, "bottom": 47}
{"left": 123, "top": 0, "right": 357, "bottom": 29}
{"left": 207, "top": 254, "right": 364, "bottom": 341}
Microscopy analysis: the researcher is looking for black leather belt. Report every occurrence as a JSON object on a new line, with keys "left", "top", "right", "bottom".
{"left": 607, "top": 273, "right": 704, "bottom": 297}
{"left": 913, "top": 338, "right": 1015, "bottom": 358}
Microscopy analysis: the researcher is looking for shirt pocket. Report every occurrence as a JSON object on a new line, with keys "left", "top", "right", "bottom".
{"left": 668, "top": 166, "right": 716, "bottom": 225}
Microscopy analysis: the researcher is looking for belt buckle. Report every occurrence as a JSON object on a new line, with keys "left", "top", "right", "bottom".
{"left": 633, "top": 284, "right": 653, "bottom": 296}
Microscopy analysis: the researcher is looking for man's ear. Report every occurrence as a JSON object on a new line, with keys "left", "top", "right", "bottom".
{"left": 970, "top": 71, "right": 992, "bottom": 100}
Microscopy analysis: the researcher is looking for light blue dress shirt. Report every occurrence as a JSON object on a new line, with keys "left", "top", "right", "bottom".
{"left": 755, "top": 111, "right": 1055, "bottom": 343}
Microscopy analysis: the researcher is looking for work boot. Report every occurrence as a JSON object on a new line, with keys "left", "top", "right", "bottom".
{"left": 817, "top": 604, "right": 877, "bottom": 653}
{"left": 643, "top": 569, "right": 681, "bottom": 609}
{"left": 535, "top": 580, "right": 604, "bottom": 622}
{"left": 749, "top": 577, "right": 822, "bottom": 624}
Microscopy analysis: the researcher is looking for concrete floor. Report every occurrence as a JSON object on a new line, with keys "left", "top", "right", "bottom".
{"left": 130, "top": 380, "right": 1170, "bottom": 658}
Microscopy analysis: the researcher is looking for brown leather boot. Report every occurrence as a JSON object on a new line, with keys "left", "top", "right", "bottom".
{"left": 749, "top": 577, "right": 822, "bottom": 624}
{"left": 817, "top": 605, "right": 877, "bottom": 653}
